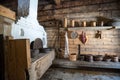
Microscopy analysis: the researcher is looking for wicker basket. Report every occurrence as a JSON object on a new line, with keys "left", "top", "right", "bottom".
{"left": 69, "top": 53, "right": 77, "bottom": 61}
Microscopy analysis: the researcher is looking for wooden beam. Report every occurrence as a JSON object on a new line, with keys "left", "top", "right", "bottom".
{"left": 0, "top": 5, "right": 16, "bottom": 20}
{"left": 54, "top": 0, "right": 61, "bottom": 5}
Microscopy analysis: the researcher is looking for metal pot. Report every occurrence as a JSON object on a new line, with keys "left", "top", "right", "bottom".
{"left": 112, "top": 55, "right": 119, "bottom": 62}
{"left": 39, "top": 48, "right": 52, "bottom": 53}
{"left": 85, "top": 54, "right": 93, "bottom": 62}
{"left": 31, "top": 49, "right": 39, "bottom": 58}
{"left": 94, "top": 55, "right": 103, "bottom": 61}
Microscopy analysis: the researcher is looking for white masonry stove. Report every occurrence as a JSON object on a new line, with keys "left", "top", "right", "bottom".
{"left": 11, "top": 0, "right": 47, "bottom": 48}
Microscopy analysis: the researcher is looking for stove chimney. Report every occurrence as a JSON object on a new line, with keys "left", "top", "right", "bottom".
{"left": 28, "top": 0, "right": 38, "bottom": 19}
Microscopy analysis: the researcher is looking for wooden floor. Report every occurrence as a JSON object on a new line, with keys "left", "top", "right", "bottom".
{"left": 40, "top": 67, "right": 120, "bottom": 80}
{"left": 52, "top": 59, "right": 120, "bottom": 70}
{"left": 40, "top": 59, "right": 120, "bottom": 80}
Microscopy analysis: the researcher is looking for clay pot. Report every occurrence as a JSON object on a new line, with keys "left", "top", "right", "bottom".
{"left": 85, "top": 54, "right": 93, "bottom": 62}
{"left": 112, "top": 55, "right": 119, "bottom": 62}
{"left": 31, "top": 49, "right": 39, "bottom": 58}
{"left": 112, "top": 18, "right": 120, "bottom": 26}
{"left": 94, "top": 55, "right": 103, "bottom": 61}
{"left": 69, "top": 53, "right": 77, "bottom": 61}
{"left": 105, "top": 59, "right": 111, "bottom": 62}
{"left": 91, "top": 21, "right": 97, "bottom": 27}
{"left": 39, "top": 48, "right": 52, "bottom": 53}
{"left": 103, "top": 54, "right": 112, "bottom": 62}
{"left": 79, "top": 55, "right": 85, "bottom": 61}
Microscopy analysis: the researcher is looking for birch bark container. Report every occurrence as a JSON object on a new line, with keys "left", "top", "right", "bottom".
{"left": 64, "top": 18, "right": 67, "bottom": 28}
{"left": 69, "top": 53, "right": 77, "bottom": 61}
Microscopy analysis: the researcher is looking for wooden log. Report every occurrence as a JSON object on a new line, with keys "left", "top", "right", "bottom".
{"left": 54, "top": 0, "right": 61, "bottom": 5}
{"left": 0, "top": 5, "right": 16, "bottom": 20}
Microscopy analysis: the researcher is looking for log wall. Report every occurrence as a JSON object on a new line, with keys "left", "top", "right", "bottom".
{"left": 38, "top": 0, "right": 120, "bottom": 27}
{"left": 59, "top": 27, "right": 120, "bottom": 57}
{"left": 45, "top": 28, "right": 59, "bottom": 48}
{"left": 42, "top": 0, "right": 120, "bottom": 58}
{"left": 1, "top": 0, "right": 120, "bottom": 57}
{"left": 1, "top": 0, "right": 120, "bottom": 27}
{"left": 45, "top": 27, "right": 120, "bottom": 57}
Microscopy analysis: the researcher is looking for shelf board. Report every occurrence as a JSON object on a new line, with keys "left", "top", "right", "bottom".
{"left": 60, "top": 26, "right": 120, "bottom": 31}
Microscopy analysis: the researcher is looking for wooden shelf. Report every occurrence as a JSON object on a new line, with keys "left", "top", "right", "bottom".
{"left": 52, "top": 59, "right": 120, "bottom": 69}
{"left": 60, "top": 26, "right": 120, "bottom": 31}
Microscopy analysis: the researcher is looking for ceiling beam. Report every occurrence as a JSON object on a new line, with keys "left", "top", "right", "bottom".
{"left": 54, "top": 0, "right": 61, "bottom": 5}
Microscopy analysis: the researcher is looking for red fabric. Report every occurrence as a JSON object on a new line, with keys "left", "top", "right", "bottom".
{"left": 79, "top": 31, "right": 87, "bottom": 44}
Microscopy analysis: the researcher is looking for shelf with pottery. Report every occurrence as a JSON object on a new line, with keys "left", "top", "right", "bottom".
{"left": 60, "top": 26, "right": 120, "bottom": 31}
{"left": 63, "top": 18, "right": 120, "bottom": 30}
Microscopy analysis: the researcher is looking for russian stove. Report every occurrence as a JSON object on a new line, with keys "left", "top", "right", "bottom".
{"left": 11, "top": 0, "right": 47, "bottom": 48}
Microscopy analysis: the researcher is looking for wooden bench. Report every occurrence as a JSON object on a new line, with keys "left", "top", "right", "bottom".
{"left": 52, "top": 59, "right": 120, "bottom": 70}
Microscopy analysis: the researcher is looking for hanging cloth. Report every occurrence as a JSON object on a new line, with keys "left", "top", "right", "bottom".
{"left": 64, "top": 32, "right": 69, "bottom": 58}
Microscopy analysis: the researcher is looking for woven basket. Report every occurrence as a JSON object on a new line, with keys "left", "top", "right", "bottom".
{"left": 69, "top": 53, "right": 77, "bottom": 61}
